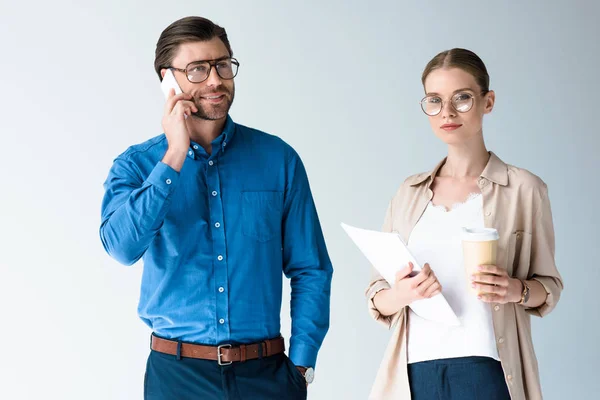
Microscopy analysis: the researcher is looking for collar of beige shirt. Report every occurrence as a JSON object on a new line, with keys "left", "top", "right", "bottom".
{"left": 405, "top": 151, "right": 508, "bottom": 187}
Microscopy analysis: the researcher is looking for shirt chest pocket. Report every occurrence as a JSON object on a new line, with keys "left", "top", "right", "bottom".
{"left": 241, "top": 191, "right": 283, "bottom": 242}
{"left": 507, "top": 230, "right": 532, "bottom": 277}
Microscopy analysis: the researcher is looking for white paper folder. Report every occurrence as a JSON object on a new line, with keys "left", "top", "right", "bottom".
{"left": 341, "top": 222, "right": 460, "bottom": 326}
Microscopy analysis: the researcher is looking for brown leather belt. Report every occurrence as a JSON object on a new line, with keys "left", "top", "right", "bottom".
{"left": 150, "top": 335, "right": 285, "bottom": 365}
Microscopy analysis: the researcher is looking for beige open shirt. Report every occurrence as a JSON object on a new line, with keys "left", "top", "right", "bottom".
{"left": 365, "top": 152, "right": 563, "bottom": 400}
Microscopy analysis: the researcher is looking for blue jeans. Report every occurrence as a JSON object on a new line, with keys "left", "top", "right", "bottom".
{"left": 144, "top": 349, "right": 307, "bottom": 400}
{"left": 408, "top": 356, "right": 511, "bottom": 400}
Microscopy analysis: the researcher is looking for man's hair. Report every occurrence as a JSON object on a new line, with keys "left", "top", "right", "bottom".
{"left": 154, "top": 16, "right": 233, "bottom": 81}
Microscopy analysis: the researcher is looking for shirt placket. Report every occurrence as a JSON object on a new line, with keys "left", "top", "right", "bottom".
{"left": 480, "top": 176, "right": 515, "bottom": 396}
{"left": 206, "top": 154, "right": 230, "bottom": 343}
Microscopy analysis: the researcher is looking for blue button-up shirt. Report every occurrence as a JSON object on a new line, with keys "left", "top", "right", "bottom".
{"left": 100, "top": 116, "right": 333, "bottom": 367}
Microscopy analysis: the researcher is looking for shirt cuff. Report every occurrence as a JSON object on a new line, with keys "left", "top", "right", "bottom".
{"left": 526, "top": 276, "right": 561, "bottom": 317}
{"left": 367, "top": 280, "right": 390, "bottom": 301}
{"left": 366, "top": 280, "right": 403, "bottom": 330}
{"left": 146, "top": 162, "right": 180, "bottom": 196}
{"left": 289, "top": 342, "right": 319, "bottom": 369}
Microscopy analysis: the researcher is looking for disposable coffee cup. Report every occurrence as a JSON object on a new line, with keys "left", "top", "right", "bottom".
{"left": 461, "top": 227, "right": 499, "bottom": 296}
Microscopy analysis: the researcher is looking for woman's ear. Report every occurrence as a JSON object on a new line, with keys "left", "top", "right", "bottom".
{"left": 483, "top": 90, "right": 496, "bottom": 114}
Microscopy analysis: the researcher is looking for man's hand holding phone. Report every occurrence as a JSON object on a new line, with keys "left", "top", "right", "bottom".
{"left": 160, "top": 70, "right": 197, "bottom": 172}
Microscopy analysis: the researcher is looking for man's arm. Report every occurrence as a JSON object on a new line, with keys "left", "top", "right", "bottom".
{"left": 99, "top": 158, "right": 180, "bottom": 265}
{"left": 282, "top": 151, "right": 333, "bottom": 368}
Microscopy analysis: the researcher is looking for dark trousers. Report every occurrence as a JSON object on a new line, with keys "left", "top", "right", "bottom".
{"left": 408, "top": 356, "right": 511, "bottom": 400}
{"left": 144, "top": 349, "right": 307, "bottom": 400}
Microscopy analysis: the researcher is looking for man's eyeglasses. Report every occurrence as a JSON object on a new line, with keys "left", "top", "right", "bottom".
{"left": 166, "top": 57, "right": 240, "bottom": 84}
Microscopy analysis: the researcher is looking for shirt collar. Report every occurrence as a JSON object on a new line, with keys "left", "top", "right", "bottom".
{"left": 187, "top": 115, "right": 236, "bottom": 159}
{"left": 216, "top": 114, "right": 236, "bottom": 150}
{"left": 407, "top": 151, "right": 508, "bottom": 187}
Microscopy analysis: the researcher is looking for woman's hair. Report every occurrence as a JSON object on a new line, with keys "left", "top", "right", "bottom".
{"left": 422, "top": 48, "right": 490, "bottom": 93}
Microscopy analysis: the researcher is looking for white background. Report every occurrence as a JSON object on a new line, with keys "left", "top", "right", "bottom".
{"left": 1, "top": 0, "right": 598, "bottom": 398}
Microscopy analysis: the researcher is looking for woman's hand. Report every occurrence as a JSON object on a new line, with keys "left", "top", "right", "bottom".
{"left": 471, "top": 264, "right": 522, "bottom": 304}
{"left": 374, "top": 263, "right": 442, "bottom": 316}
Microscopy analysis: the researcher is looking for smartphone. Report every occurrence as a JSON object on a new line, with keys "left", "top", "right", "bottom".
{"left": 160, "top": 69, "right": 183, "bottom": 99}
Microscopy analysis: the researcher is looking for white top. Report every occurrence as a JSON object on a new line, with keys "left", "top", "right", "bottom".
{"left": 406, "top": 193, "right": 499, "bottom": 364}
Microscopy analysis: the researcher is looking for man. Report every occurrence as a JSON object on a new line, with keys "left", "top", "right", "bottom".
{"left": 100, "top": 16, "right": 332, "bottom": 399}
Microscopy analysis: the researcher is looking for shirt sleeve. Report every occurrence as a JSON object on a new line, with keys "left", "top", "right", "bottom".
{"left": 99, "top": 159, "right": 179, "bottom": 265}
{"left": 526, "top": 184, "right": 564, "bottom": 317}
{"left": 282, "top": 152, "right": 333, "bottom": 369}
{"left": 365, "top": 200, "right": 404, "bottom": 329}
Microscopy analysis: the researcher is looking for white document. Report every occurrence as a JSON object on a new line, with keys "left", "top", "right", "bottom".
{"left": 341, "top": 223, "right": 460, "bottom": 326}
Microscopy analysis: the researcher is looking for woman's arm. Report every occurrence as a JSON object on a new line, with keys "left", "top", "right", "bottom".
{"left": 519, "top": 279, "right": 547, "bottom": 308}
{"left": 525, "top": 184, "right": 564, "bottom": 316}
{"left": 474, "top": 184, "right": 563, "bottom": 313}
{"left": 472, "top": 265, "right": 546, "bottom": 306}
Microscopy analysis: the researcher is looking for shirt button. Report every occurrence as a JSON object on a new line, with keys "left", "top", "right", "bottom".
{"left": 485, "top": 211, "right": 492, "bottom": 217}
{"left": 219, "top": 319, "right": 225, "bottom": 324}
{"left": 516, "top": 233, "right": 522, "bottom": 239}
{"left": 188, "top": 150, "right": 193, "bottom": 156}
{"left": 498, "top": 337, "right": 505, "bottom": 344}
{"left": 212, "top": 191, "right": 218, "bottom": 197}
{"left": 165, "top": 179, "right": 172, "bottom": 185}
{"left": 507, "top": 374, "right": 513, "bottom": 381}
{"left": 223, "top": 141, "right": 227, "bottom": 147}
{"left": 479, "top": 178, "right": 485, "bottom": 186}
{"left": 218, "top": 287, "right": 224, "bottom": 293}
{"left": 193, "top": 145, "right": 199, "bottom": 150}
{"left": 208, "top": 160, "right": 214, "bottom": 166}
{"left": 215, "top": 222, "right": 221, "bottom": 228}
{"left": 494, "top": 305, "right": 500, "bottom": 311}
{"left": 217, "top": 255, "right": 223, "bottom": 261}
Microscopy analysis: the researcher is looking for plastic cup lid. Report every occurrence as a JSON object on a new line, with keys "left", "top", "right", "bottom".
{"left": 461, "top": 227, "right": 499, "bottom": 241}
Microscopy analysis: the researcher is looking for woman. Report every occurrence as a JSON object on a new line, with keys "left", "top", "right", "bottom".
{"left": 366, "top": 48, "right": 563, "bottom": 400}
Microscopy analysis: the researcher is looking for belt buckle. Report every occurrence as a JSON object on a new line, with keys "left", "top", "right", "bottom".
{"left": 217, "top": 344, "right": 233, "bottom": 366}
